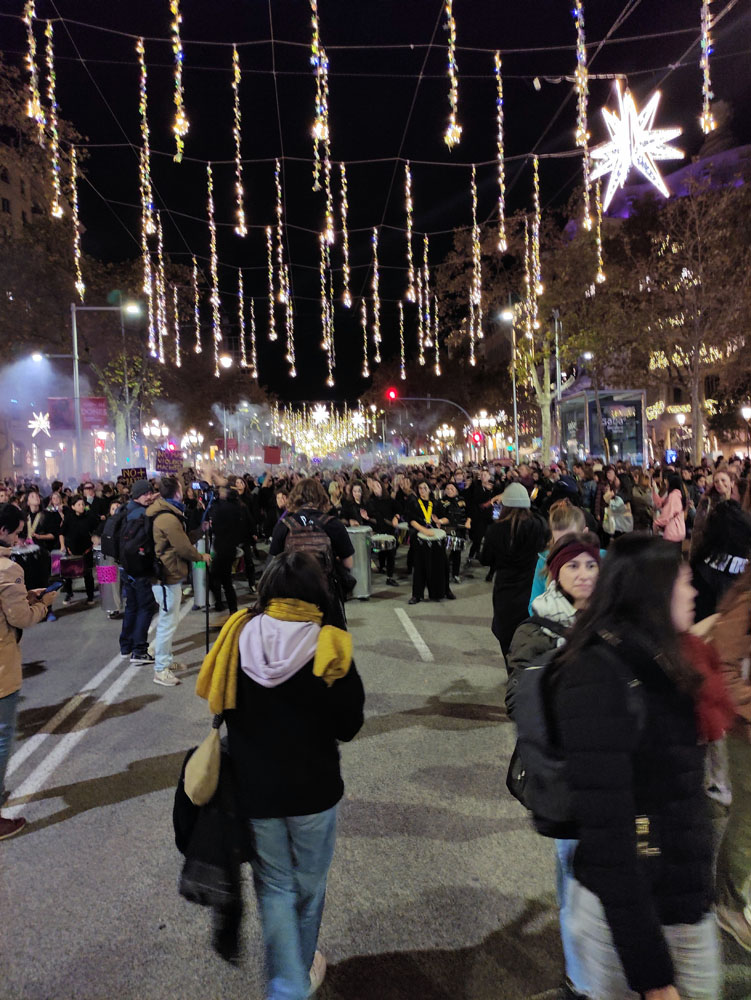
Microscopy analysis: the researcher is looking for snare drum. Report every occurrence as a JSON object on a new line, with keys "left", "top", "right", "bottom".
{"left": 416, "top": 528, "right": 447, "bottom": 545}
{"left": 11, "top": 543, "right": 50, "bottom": 589}
{"left": 396, "top": 521, "right": 410, "bottom": 545}
{"left": 445, "top": 534, "right": 466, "bottom": 554}
{"left": 371, "top": 533, "right": 397, "bottom": 553}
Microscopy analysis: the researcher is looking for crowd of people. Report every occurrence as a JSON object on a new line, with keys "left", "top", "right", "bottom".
{"left": 2, "top": 449, "right": 751, "bottom": 999}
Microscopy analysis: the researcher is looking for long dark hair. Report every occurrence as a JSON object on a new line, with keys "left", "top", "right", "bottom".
{"left": 498, "top": 504, "right": 532, "bottom": 543}
{"left": 666, "top": 472, "right": 687, "bottom": 509}
{"left": 558, "top": 533, "right": 698, "bottom": 693}
{"left": 255, "top": 550, "right": 331, "bottom": 619}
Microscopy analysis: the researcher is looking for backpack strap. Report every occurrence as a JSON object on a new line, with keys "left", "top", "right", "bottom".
{"left": 526, "top": 614, "right": 570, "bottom": 638}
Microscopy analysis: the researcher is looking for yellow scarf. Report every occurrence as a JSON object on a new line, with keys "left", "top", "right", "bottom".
{"left": 418, "top": 499, "right": 433, "bottom": 523}
{"left": 195, "top": 599, "right": 353, "bottom": 714}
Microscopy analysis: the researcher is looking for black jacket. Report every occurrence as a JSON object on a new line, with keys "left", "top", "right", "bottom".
{"left": 226, "top": 658, "right": 364, "bottom": 819}
{"left": 554, "top": 634, "right": 712, "bottom": 995}
{"left": 366, "top": 494, "right": 398, "bottom": 534}
{"left": 207, "top": 494, "right": 254, "bottom": 554}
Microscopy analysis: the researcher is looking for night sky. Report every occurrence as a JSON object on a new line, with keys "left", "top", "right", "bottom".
{"left": 3, "top": 0, "right": 751, "bottom": 402}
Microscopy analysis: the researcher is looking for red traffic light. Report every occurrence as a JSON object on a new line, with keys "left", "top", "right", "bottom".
{"left": 386, "top": 388, "right": 398, "bottom": 401}
{"left": 472, "top": 431, "right": 483, "bottom": 445}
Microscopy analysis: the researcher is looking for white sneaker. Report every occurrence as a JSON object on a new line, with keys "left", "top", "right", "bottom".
{"left": 309, "top": 950, "right": 326, "bottom": 995}
{"left": 153, "top": 668, "right": 180, "bottom": 687}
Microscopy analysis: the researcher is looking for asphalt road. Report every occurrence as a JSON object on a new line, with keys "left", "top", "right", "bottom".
{"left": 1, "top": 555, "right": 749, "bottom": 1000}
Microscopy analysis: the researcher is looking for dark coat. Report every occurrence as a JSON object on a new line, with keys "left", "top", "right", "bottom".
{"left": 225, "top": 658, "right": 364, "bottom": 819}
{"left": 554, "top": 634, "right": 712, "bottom": 995}
{"left": 207, "top": 494, "right": 254, "bottom": 554}
{"left": 480, "top": 512, "right": 547, "bottom": 654}
{"left": 505, "top": 615, "right": 568, "bottom": 720}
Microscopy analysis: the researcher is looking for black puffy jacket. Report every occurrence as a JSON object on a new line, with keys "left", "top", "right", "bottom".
{"left": 554, "top": 633, "right": 712, "bottom": 995}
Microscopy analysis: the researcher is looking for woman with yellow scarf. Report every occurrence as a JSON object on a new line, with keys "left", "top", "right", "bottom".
{"left": 213, "top": 550, "right": 364, "bottom": 999}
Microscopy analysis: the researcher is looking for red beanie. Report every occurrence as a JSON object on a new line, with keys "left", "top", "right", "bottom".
{"left": 547, "top": 540, "right": 600, "bottom": 583}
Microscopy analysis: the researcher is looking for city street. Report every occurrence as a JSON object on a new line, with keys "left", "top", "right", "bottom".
{"left": 1, "top": 560, "right": 749, "bottom": 1000}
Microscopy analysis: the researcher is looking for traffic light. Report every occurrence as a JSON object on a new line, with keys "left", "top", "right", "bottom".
{"left": 386, "top": 388, "right": 398, "bottom": 402}
{"left": 472, "top": 431, "right": 483, "bottom": 445}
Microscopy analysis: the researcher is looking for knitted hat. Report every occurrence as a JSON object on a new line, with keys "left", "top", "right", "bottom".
{"left": 547, "top": 535, "right": 600, "bottom": 583}
{"left": 500, "top": 482, "right": 530, "bottom": 509}
{"left": 130, "top": 480, "right": 152, "bottom": 499}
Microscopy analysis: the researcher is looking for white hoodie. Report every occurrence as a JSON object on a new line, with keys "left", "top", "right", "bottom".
{"left": 239, "top": 614, "right": 321, "bottom": 688}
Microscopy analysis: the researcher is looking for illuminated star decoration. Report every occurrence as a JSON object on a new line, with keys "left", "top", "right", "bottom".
{"left": 28, "top": 411, "right": 51, "bottom": 438}
{"left": 590, "top": 81, "right": 683, "bottom": 212}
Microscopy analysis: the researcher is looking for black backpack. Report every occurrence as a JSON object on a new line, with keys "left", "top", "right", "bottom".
{"left": 283, "top": 513, "right": 335, "bottom": 577}
{"left": 100, "top": 507, "right": 127, "bottom": 561}
{"left": 120, "top": 509, "right": 171, "bottom": 578}
{"left": 506, "top": 634, "right": 645, "bottom": 838}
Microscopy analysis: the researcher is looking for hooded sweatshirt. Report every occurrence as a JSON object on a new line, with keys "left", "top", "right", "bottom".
{"left": 226, "top": 614, "right": 365, "bottom": 818}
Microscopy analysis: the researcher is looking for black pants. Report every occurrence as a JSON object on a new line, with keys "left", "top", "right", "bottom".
{"left": 412, "top": 537, "right": 449, "bottom": 600}
{"left": 378, "top": 547, "right": 396, "bottom": 577}
{"left": 210, "top": 549, "right": 237, "bottom": 614}
{"left": 63, "top": 568, "right": 94, "bottom": 601}
{"left": 240, "top": 543, "right": 255, "bottom": 588}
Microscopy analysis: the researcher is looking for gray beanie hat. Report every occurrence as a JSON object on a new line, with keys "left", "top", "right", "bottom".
{"left": 500, "top": 482, "right": 531, "bottom": 509}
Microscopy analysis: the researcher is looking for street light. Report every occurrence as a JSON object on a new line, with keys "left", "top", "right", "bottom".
{"left": 219, "top": 353, "right": 233, "bottom": 369}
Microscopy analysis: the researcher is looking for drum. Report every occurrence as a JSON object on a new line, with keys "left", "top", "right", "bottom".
{"left": 346, "top": 525, "right": 373, "bottom": 600}
{"left": 50, "top": 549, "right": 64, "bottom": 578}
{"left": 371, "top": 533, "right": 397, "bottom": 553}
{"left": 446, "top": 534, "right": 466, "bottom": 554}
{"left": 95, "top": 547, "right": 123, "bottom": 616}
{"left": 396, "top": 522, "right": 410, "bottom": 545}
{"left": 10, "top": 544, "right": 49, "bottom": 590}
{"left": 416, "top": 529, "right": 447, "bottom": 545}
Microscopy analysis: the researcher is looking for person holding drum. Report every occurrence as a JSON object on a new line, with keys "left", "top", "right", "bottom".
{"left": 60, "top": 495, "right": 96, "bottom": 607}
{"left": 437, "top": 482, "right": 471, "bottom": 584}
{"left": 406, "top": 481, "right": 455, "bottom": 605}
{"left": 366, "top": 479, "right": 400, "bottom": 587}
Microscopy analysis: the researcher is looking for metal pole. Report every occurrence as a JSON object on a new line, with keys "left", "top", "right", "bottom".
{"left": 553, "top": 309, "right": 562, "bottom": 452}
{"left": 70, "top": 303, "right": 83, "bottom": 472}
{"left": 119, "top": 301, "right": 131, "bottom": 465}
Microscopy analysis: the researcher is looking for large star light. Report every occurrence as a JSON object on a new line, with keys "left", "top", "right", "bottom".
{"left": 28, "top": 411, "right": 51, "bottom": 437}
{"left": 590, "top": 81, "right": 683, "bottom": 212}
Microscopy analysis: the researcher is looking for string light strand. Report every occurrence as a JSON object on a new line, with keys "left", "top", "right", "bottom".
{"left": 360, "top": 297, "right": 370, "bottom": 378}
{"left": 371, "top": 226, "right": 381, "bottom": 364}
{"left": 44, "top": 21, "right": 63, "bottom": 218}
{"left": 284, "top": 264, "right": 297, "bottom": 377}
{"left": 136, "top": 37, "right": 155, "bottom": 235}
{"left": 339, "top": 163, "right": 352, "bottom": 307}
{"left": 595, "top": 179, "right": 606, "bottom": 284}
{"left": 23, "top": 2, "right": 45, "bottom": 145}
{"left": 532, "top": 156, "right": 543, "bottom": 296}
{"left": 266, "top": 226, "right": 277, "bottom": 341}
{"left": 494, "top": 52, "right": 507, "bottom": 252}
{"left": 433, "top": 295, "right": 441, "bottom": 376}
{"left": 70, "top": 146, "right": 85, "bottom": 302}
{"left": 192, "top": 255, "right": 201, "bottom": 353}
{"left": 155, "top": 211, "right": 168, "bottom": 365}
{"left": 398, "top": 299, "right": 406, "bottom": 379}
{"left": 404, "top": 161, "right": 416, "bottom": 301}
{"left": 443, "top": 0, "right": 462, "bottom": 149}
{"left": 238, "top": 267, "right": 247, "bottom": 368}
{"left": 206, "top": 163, "right": 222, "bottom": 375}
{"left": 249, "top": 297, "right": 258, "bottom": 379}
{"left": 170, "top": 0, "right": 189, "bottom": 161}
{"left": 573, "top": 1, "right": 592, "bottom": 229}
{"left": 275, "top": 158, "right": 286, "bottom": 301}
{"left": 700, "top": 0, "right": 717, "bottom": 133}
{"left": 231, "top": 45, "right": 248, "bottom": 236}
{"left": 173, "top": 283, "right": 182, "bottom": 367}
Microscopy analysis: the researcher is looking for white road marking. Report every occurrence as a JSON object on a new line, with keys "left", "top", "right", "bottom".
{"left": 394, "top": 607, "right": 434, "bottom": 662}
{"left": 6, "top": 598, "right": 195, "bottom": 801}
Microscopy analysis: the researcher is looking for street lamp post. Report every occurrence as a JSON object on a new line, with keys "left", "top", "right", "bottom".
{"left": 741, "top": 404, "right": 751, "bottom": 458}
{"left": 498, "top": 305, "right": 518, "bottom": 461}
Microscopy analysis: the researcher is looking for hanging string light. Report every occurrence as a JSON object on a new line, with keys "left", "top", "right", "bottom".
{"left": 310, "top": 1, "right": 330, "bottom": 192}
{"left": 595, "top": 179, "right": 606, "bottom": 284}
{"left": 371, "top": 227, "right": 381, "bottom": 364}
{"left": 142, "top": 231, "right": 155, "bottom": 356}
{"left": 319, "top": 233, "right": 335, "bottom": 387}
{"left": 700, "top": 0, "right": 717, "bottom": 133}
{"left": 443, "top": 0, "right": 462, "bottom": 149}
{"left": 44, "top": 22, "right": 63, "bottom": 218}
{"left": 467, "top": 286, "right": 476, "bottom": 368}
{"left": 249, "top": 297, "right": 258, "bottom": 379}
{"left": 339, "top": 163, "right": 352, "bottom": 307}
{"left": 532, "top": 156, "right": 544, "bottom": 296}
{"left": 206, "top": 164, "right": 222, "bottom": 375}
{"left": 266, "top": 226, "right": 277, "bottom": 341}
{"left": 417, "top": 266, "right": 425, "bottom": 366}
{"left": 433, "top": 295, "right": 441, "bottom": 376}
{"left": 470, "top": 164, "right": 484, "bottom": 341}
{"left": 155, "top": 212, "right": 168, "bottom": 365}
{"left": 284, "top": 264, "right": 297, "bottom": 377}
{"left": 23, "top": 2, "right": 45, "bottom": 145}
{"left": 173, "top": 284, "right": 182, "bottom": 368}
{"left": 494, "top": 52, "right": 507, "bottom": 252}
{"left": 323, "top": 143, "right": 335, "bottom": 245}
{"left": 525, "top": 214, "right": 540, "bottom": 334}
{"left": 275, "top": 158, "right": 286, "bottom": 301}
{"left": 360, "top": 298, "right": 370, "bottom": 379}
{"left": 573, "top": 1, "right": 593, "bottom": 229}
{"left": 191, "top": 255, "right": 201, "bottom": 354}
{"left": 423, "top": 233, "right": 433, "bottom": 349}
{"left": 231, "top": 46, "right": 248, "bottom": 237}
{"left": 398, "top": 300, "right": 406, "bottom": 380}
{"left": 237, "top": 268, "right": 247, "bottom": 368}
{"left": 170, "top": 0, "right": 189, "bottom": 162}
{"left": 404, "top": 161, "right": 416, "bottom": 302}
{"left": 326, "top": 241, "right": 336, "bottom": 375}
{"left": 70, "top": 146, "right": 85, "bottom": 302}
{"left": 136, "top": 38, "right": 155, "bottom": 236}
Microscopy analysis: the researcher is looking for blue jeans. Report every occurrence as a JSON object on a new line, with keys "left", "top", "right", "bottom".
{"left": 567, "top": 878, "right": 721, "bottom": 999}
{"left": 151, "top": 582, "right": 183, "bottom": 673}
{"left": 0, "top": 689, "right": 20, "bottom": 800}
{"left": 250, "top": 805, "right": 338, "bottom": 1000}
{"left": 555, "top": 838, "right": 588, "bottom": 995}
{"left": 120, "top": 575, "right": 157, "bottom": 656}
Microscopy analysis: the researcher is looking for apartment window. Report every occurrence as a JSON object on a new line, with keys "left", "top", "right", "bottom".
{"left": 0, "top": 167, "right": 8, "bottom": 184}
{"left": 1, "top": 198, "right": 10, "bottom": 214}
